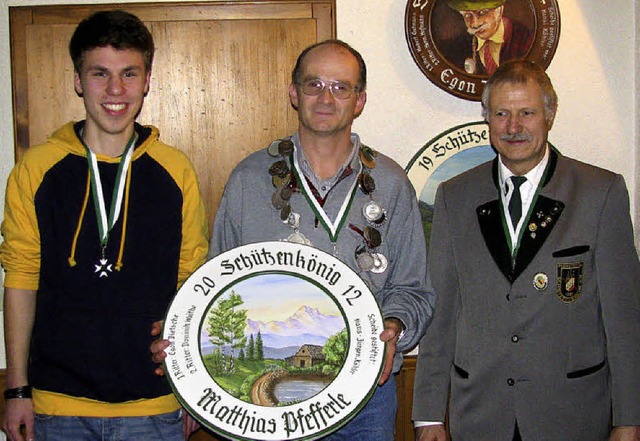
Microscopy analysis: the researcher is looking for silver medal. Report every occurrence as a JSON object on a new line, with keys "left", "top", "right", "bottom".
{"left": 284, "top": 211, "right": 300, "bottom": 229}
{"left": 286, "top": 231, "right": 311, "bottom": 245}
{"left": 362, "top": 200, "right": 385, "bottom": 223}
{"left": 370, "top": 252, "right": 388, "bottom": 274}
{"left": 356, "top": 251, "right": 375, "bottom": 272}
{"left": 280, "top": 204, "right": 292, "bottom": 221}
{"left": 267, "top": 140, "right": 282, "bottom": 157}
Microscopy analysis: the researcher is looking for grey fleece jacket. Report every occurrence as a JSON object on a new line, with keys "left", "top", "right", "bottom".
{"left": 210, "top": 132, "right": 435, "bottom": 373}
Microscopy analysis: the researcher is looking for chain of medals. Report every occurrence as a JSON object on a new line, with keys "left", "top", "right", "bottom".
{"left": 268, "top": 139, "right": 388, "bottom": 273}
{"left": 81, "top": 131, "right": 137, "bottom": 278}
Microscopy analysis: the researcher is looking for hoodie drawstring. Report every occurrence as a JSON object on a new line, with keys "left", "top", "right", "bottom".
{"left": 68, "top": 160, "right": 132, "bottom": 271}
{"left": 115, "top": 165, "right": 133, "bottom": 271}
{"left": 68, "top": 171, "right": 91, "bottom": 267}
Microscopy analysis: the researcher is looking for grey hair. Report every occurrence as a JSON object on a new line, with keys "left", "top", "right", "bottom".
{"left": 481, "top": 59, "right": 558, "bottom": 122}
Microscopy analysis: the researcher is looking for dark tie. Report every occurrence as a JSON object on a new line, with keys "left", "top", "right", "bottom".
{"left": 508, "top": 176, "right": 527, "bottom": 227}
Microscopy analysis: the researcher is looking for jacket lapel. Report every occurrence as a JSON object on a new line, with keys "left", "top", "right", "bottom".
{"left": 477, "top": 159, "right": 513, "bottom": 281}
{"left": 476, "top": 149, "right": 564, "bottom": 283}
{"left": 477, "top": 199, "right": 514, "bottom": 281}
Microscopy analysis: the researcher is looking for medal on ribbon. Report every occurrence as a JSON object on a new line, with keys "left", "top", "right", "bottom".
{"left": 83, "top": 132, "right": 136, "bottom": 278}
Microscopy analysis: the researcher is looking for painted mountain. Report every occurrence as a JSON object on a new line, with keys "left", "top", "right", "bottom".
{"left": 201, "top": 306, "right": 345, "bottom": 359}
{"left": 247, "top": 305, "right": 344, "bottom": 345}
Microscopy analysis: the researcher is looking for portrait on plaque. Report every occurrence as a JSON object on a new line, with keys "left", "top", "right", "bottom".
{"left": 405, "top": 0, "right": 560, "bottom": 100}
{"left": 164, "top": 241, "right": 385, "bottom": 441}
{"left": 434, "top": 0, "right": 534, "bottom": 75}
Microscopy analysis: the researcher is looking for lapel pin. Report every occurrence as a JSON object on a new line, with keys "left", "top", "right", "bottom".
{"left": 533, "top": 272, "right": 549, "bottom": 291}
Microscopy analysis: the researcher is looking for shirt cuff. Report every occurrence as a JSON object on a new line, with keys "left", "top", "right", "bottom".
{"left": 385, "top": 316, "right": 406, "bottom": 341}
{"left": 414, "top": 421, "right": 444, "bottom": 428}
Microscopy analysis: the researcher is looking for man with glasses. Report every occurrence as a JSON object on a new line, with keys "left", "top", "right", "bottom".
{"left": 152, "top": 39, "right": 435, "bottom": 440}
{"left": 214, "top": 38, "right": 434, "bottom": 440}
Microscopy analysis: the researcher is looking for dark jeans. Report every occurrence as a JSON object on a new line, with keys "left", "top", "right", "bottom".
{"left": 34, "top": 409, "right": 183, "bottom": 441}
{"left": 321, "top": 374, "right": 398, "bottom": 441}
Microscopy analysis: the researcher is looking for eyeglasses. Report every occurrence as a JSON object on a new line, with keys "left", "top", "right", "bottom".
{"left": 299, "top": 79, "right": 360, "bottom": 99}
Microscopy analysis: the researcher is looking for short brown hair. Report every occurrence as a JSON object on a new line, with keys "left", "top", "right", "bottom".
{"left": 69, "top": 10, "right": 154, "bottom": 73}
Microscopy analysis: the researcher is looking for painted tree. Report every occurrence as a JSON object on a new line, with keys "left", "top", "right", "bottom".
{"left": 208, "top": 347, "right": 225, "bottom": 376}
{"left": 255, "top": 330, "right": 264, "bottom": 361}
{"left": 205, "top": 290, "right": 248, "bottom": 373}
{"left": 246, "top": 334, "right": 255, "bottom": 360}
{"left": 226, "top": 291, "right": 248, "bottom": 359}
{"left": 206, "top": 298, "right": 231, "bottom": 349}
{"left": 322, "top": 329, "right": 348, "bottom": 374}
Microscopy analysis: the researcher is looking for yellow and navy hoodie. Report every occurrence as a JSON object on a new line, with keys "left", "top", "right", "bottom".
{"left": 0, "top": 121, "right": 209, "bottom": 416}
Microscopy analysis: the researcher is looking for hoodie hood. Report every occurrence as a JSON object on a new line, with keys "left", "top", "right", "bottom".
{"left": 48, "top": 121, "right": 159, "bottom": 162}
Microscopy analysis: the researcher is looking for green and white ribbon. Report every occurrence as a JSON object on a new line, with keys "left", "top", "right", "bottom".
{"left": 84, "top": 132, "right": 136, "bottom": 249}
{"left": 292, "top": 146, "right": 361, "bottom": 243}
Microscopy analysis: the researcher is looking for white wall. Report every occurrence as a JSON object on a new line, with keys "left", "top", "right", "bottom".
{"left": 0, "top": 0, "right": 637, "bottom": 367}
{"left": 636, "top": 0, "right": 640, "bottom": 249}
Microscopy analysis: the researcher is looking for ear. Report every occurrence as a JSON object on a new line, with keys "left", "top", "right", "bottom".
{"left": 546, "top": 108, "right": 557, "bottom": 130}
{"left": 289, "top": 82, "right": 299, "bottom": 110}
{"left": 144, "top": 69, "right": 152, "bottom": 95}
{"left": 354, "top": 91, "right": 367, "bottom": 118}
{"left": 74, "top": 71, "right": 83, "bottom": 97}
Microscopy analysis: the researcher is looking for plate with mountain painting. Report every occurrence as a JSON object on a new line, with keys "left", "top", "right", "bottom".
{"left": 163, "top": 241, "right": 385, "bottom": 440}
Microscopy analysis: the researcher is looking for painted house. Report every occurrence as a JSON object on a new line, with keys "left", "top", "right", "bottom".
{"left": 286, "top": 344, "right": 325, "bottom": 368}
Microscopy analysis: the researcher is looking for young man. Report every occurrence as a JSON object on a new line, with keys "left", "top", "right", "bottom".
{"left": 152, "top": 39, "right": 435, "bottom": 440}
{"left": 1, "top": 10, "right": 208, "bottom": 441}
{"left": 412, "top": 60, "right": 640, "bottom": 441}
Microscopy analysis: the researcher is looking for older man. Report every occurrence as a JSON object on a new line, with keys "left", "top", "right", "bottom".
{"left": 445, "top": 0, "right": 533, "bottom": 75}
{"left": 412, "top": 60, "right": 640, "bottom": 440}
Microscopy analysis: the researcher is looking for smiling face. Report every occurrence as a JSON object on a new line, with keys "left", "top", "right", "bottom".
{"left": 74, "top": 46, "right": 150, "bottom": 148}
{"left": 487, "top": 80, "right": 555, "bottom": 175}
{"left": 289, "top": 44, "right": 366, "bottom": 140}
{"left": 460, "top": 6, "right": 503, "bottom": 40}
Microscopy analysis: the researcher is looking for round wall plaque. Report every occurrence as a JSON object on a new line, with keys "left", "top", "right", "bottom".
{"left": 405, "top": 0, "right": 560, "bottom": 101}
{"left": 163, "top": 241, "right": 384, "bottom": 440}
{"left": 405, "top": 121, "right": 496, "bottom": 249}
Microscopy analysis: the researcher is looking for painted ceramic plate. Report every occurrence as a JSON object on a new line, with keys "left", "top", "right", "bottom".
{"left": 163, "top": 241, "right": 385, "bottom": 440}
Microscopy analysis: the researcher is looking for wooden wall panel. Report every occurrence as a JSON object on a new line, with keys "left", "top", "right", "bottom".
{"left": 30, "top": 3, "right": 316, "bottom": 24}
{"left": 26, "top": 24, "right": 84, "bottom": 147}
{"left": 144, "top": 19, "right": 315, "bottom": 220}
